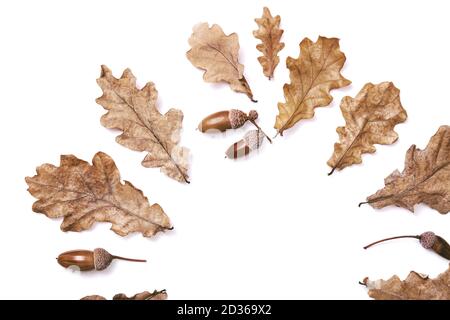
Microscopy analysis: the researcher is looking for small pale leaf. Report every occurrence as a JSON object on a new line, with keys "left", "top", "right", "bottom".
{"left": 186, "top": 23, "right": 255, "bottom": 102}
{"left": 253, "top": 7, "right": 285, "bottom": 79}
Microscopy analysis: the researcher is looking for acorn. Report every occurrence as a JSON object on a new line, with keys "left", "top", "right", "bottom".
{"left": 225, "top": 129, "right": 265, "bottom": 159}
{"left": 364, "top": 231, "right": 450, "bottom": 260}
{"left": 198, "top": 109, "right": 259, "bottom": 133}
{"left": 57, "top": 248, "right": 147, "bottom": 271}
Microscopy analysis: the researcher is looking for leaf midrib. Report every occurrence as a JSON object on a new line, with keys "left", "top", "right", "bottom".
{"left": 29, "top": 181, "right": 168, "bottom": 230}
{"left": 330, "top": 91, "right": 401, "bottom": 172}
{"left": 204, "top": 42, "right": 239, "bottom": 73}
{"left": 278, "top": 40, "right": 340, "bottom": 134}
{"left": 112, "top": 88, "right": 188, "bottom": 183}
{"left": 369, "top": 160, "right": 450, "bottom": 204}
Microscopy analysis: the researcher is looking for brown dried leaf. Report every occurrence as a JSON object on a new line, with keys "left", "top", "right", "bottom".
{"left": 363, "top": 265, "right": 450, "bottom": 300}
{"left": 81, "top": 295, "right": 106, "bottom": 300}
{"left": 327, "top": 82, "right": 407, "bottom": 175}
{"left": 186, "top": 23, "right": 255, "bottom": 102}
{"left": 253, "top": 7, "right": 285, "bottom": 79}
{"left": 275, "top": 36, "right": 351, "bottom": 136}
{"left": 81, "top": 290, "right": 167, "bottom": 300}
{"left": 113, "top": 290, "right": 168, "bottom": 300}
{"left": 25, "top": 152, "right": 172, "bottom": 237}
{"left": 362, "top": 125, "right": 450, "bottom": 214}
{"left": 96, "top": 65, "right": 189, "bottom": 184}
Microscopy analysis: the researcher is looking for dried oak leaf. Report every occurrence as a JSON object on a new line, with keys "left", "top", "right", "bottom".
{"left": 82, "top": 290, "right": 167, "bottom": 300}
{"left": 361, "top": 125, "right": 450, "bottom": 214}
{"left": 96, "top": 65, "right": 190, "bottom": 184}
{"left": 275, "top": 36, "right": 351, "bottom": 136}
{"left": 25, "top": 152, "right": 172, "bottom": 237}
{"left": 253, "top": 7, "right": 285, "bottom": 79}
{"left": 81, "top": 295, "right": 106, "bottom": 300}
{"left": 362, "top": 265, "right": 450, "bottom": 300}
{"left": 186, "top": 23, "right": 255, "bottom": 102}
{"left": 327, "top": 82, "right": 407, "bottom": 175}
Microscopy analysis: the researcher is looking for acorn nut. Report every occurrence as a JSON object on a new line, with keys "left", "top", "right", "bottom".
{"left": 198, "top": 109, "right": 258, "bottom": 133}
{"left": 57, "top": 248, "right": 146, "bottom": 271}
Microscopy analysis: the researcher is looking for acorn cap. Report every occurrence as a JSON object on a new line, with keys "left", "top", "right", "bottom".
{"left": 229, "top": 109, "right": 248, "bottom": 129}
{"left": 243, "top": 130, "right": 265, "bottom": 150}
{"left": 93, "top": 248, "right": 113, "bottom": 271}
{"left": 419, "top": 231, "right": 436, "bottom": 249}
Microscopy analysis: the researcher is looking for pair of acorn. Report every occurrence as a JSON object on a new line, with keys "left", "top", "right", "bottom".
{"left": 198, "top": 109, "right": 272, "bottom": 159}
{"left": 59, "top": 231, "right": 450, "bottom": 272}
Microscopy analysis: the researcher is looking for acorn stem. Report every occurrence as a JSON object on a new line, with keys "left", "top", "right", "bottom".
{"left": 112, "top": 255, "right": 147, "bottom": 263}
{"left": 250, "top": 121, "right": 272, "bottom": 144}
{"left": 363, "top": 235, "right": 420, "bottom": 249}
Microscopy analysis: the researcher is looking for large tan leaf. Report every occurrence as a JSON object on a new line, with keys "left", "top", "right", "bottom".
{"left": 275, "top": 36, "right": 351, "bottom": 136}
{"left": 253, "top": 7, "right": 284, "bottom": 79}
{"left": 82, "top": 290, "right": 167, "bottom": 300}
{"left": 327, "top": 82, "right": 407, "bottom": 175}
{"left": 186, "top": 23, "right": 255, "bottom": 102}
{"left": 362, "top": 265, "right": 450, "bottom": 300}
{"left": 25, "top": 152, "right": 172, "bottom": 237}
{"left": 96, "top": 65, "right": 189, "bottom": 184}
{"left": 361, "top": 125, "right": 450, "bottom": 214}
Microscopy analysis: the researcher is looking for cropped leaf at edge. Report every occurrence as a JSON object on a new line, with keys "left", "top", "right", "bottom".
{"left": 362, "top": 125, "right": 450, "bottom": 214}
{"left": 362, "top": 265, "right": 450, "bottom": 300}
{"left": 82, "top": 290, "right": 168, "bottom": 300}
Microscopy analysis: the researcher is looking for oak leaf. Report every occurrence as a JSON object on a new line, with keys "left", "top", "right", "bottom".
{"left": 362, "top": 265, "right": 450, "bottom": 300}
{"left": 25, "top": 152, "right": 172, "bottom": 237}
{"left": 186, "top": 23, "right": 255, "bottom": 102}
{"left": 361, "top": 125, "right": 450, "bottom": 214}
{"left": 81, "top": 290, "right": 167, "bottom": 300}
{"left": 327, "top": 82, "right": 407, "bottom": 175}
{"left": 96, "top": 65, "right": 190, "bottom": 184}
{"left": 253, "top": 7, "right": 285, "bottom": 79}
{"left": 275, "top": 36, "right": 351, "bottom": 136}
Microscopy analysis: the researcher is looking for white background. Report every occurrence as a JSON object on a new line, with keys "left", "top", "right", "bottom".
{"left": 0, "top": 0, "right": 449, "bottom": 300}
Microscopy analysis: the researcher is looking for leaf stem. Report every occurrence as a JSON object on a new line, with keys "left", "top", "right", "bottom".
{"left": 358, "top": 201, "right": 371, "bottom": 207}
{"left": 109, "top": 86, "right": 190, "bottom": 184}
{"left": 240, "top": 76, "right": 257, "bottom": 103}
